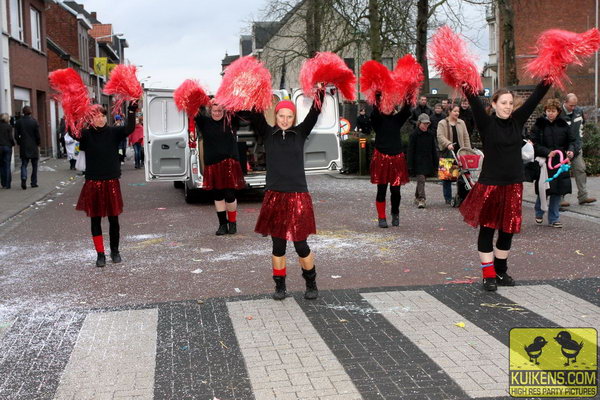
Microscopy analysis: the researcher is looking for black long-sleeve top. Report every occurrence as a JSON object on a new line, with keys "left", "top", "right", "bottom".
{"left": 370, "top": 105, "right": 412, "bottom": 155}
{"left": 465, "top": 81, "right": 551, "bottom": 185}
{"left": 79, "top": 110, "right": 136, "bottom": 180}
{"left": 0, "top": 122, "right": 14, "bottom": 147}
{"left": 194, "top": 114, "right": 240, "bottom": 166}
{"left": 241, "top": 103, "right": 321, "bottom": 193}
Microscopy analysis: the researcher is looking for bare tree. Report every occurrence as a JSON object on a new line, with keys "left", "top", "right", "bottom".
{"left": 497, "top": 0, "right": 518, "bottom": 86}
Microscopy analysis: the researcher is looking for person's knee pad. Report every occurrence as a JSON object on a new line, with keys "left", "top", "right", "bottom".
{"left": 477, "top": 227, "right": 495, "bottom": 253}
{"left": 496, "top": 231, "right": 513, "bottom": 251}
{"left": 212, "top": 190, "right": 225, "bottom": 201}
{"left": 293, "top": 240, "right": 311, "bottom": 258}
{"left": 224, "top": 190, "right": 236, "bottom": 203}
{"left": 272, "top": 237, "right": 287, "bottom": 257}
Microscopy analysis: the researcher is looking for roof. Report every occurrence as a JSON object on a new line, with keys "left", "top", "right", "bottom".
{"left": 64, "top": 1, "right": 99, "bottom": 23}
{"left": 59, "top": 2, "right": 93, "bottom": 29}
{"left": 252, "top": 21, "right": 282, "bottom": 50}
{"left": 222, "top": 54, "right": 240, "bottom": 68}
{"left": 240, "top": 35, "right": 252, "bottom": 56}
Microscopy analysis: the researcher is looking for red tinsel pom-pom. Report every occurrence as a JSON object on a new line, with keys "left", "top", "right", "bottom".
{"left": 360, "top": 60, "right": 398, "bottom": 115}
{"left": 49, "top": 68, "right": 93, "bottom": 139}
{"left": 429, "top": 26, "right": 482, "bottom": 95}
{"left": 526, "top": 28, "right": 600, "bottom": 89}
{"left": 393, "top": 54, "right": 424, "bottom": 107}
{"left": 215, "top": 56, "right": 273, "bottom": 113}
{"left": 174, "top": 79, "right": 210, "bottom": 117}
{"left": 103, "top": 64, "right": 143, "bottom": 116}
{"left": 300, "top": 52, "right": 356, "bottom": 106}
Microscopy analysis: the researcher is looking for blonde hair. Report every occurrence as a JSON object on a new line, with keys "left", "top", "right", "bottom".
{"left": 0, "top": 113, "right": 9, "bottom": 123}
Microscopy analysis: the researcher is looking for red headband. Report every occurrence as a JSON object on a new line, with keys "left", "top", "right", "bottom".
{"left": 275, "top": 100, "right": 296, "bottom": 114}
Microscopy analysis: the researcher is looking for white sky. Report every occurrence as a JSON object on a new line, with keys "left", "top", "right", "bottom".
{"left": 77, "top": 0, "right": 489, "bottom": 92}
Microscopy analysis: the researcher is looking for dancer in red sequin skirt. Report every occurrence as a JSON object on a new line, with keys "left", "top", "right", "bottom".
{"left": 76, "top": 103, "right": 137, "bottom": 267}
{"left": 195, "top": 101, "right": 246, "bottom": 235}
{"left": 242, "top": 90, "right": 324, "bottom": 301}
{"left": 370, "top": 98, "right": 412, "bottom": 228}
{"left": 460, "top": 82, "right": 551, "bottom": 291}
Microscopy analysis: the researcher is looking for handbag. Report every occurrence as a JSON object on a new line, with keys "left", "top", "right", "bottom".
{"left": 438, "top": 157, "right": 459, "bottom": 181}
{"left": 75, "top": 150, "right": 86, "bottom": 171}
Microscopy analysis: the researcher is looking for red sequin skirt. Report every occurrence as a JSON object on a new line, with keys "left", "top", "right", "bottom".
{"left": 255, "top": 190, "right": 316, "bottom": 242}
{"left": 460, "top": 182, "right": 523, "bottom": 234}
{"left": 76, "top": 179, "right": 123, "bottom": 217}
{"left": 203, "top": 158, "right": 246, "bottom": 190}
{"left": 370, "top": 149, "right": 410, "bottom": 186}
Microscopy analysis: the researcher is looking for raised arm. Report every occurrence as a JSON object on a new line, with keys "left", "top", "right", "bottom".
{"left": 464, "top": 90, "right": 491, "bottom": 136}
{"left": 393, "top": 104, "right": 412, "bottom": 126}
{"left": 115, "top": 103, "right": 138, "bottom": 140}
{"left": 237, "top": 110, "right": 271, "bottom": 138}
{"left": 512, "top": 81, "right": 552, "bottom": 126}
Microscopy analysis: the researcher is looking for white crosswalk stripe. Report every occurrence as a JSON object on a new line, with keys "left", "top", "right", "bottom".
{"left": 227, "top": 298, "right": 362, "bottom": 400}
{"left": 362, "top": 290, "right": 509, "bottom": 398}
{"left": 498, "top": 285, "right": 600, "bottom": 331}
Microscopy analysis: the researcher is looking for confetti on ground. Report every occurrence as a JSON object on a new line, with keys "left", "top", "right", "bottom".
{"left": 156, "top": 207, "right": 167, "bottom": 210}
{"left": 445, "top": 277, "right": 453, "bottom": 280}
{"left": 445, "top": 279, "right": 476, "bottom": 284}
{"left": 219, "top": 341, "right": 228, "bottom": 349}
{"left": 234, "top": 288, "right": 241, "bottom": 293}
{"left": 454, "top": 322, "right": 466, "bottom": 328}
{"left": 191, "top": 269, "right": 203, "bottom": 274}
{"left": 200, "top": 248, "right": 214, "bottom": 253}
{"left": 480, "top": 303, "right": 525, "bottom": 311}
{"left": 331, "top": 275, "right": 342, "bottom": 279}
{"left": 438, "top": 228, "right": 446, "bottom": 231}
{"left": 197, "top": 300, "right": 204, "bottom": 304}
{"left": 339, "top": 319, "right": 348, "bottom": 323}
{"left": 403, "top": 269, "right": 411, "bottom": 273}
{"left": 438, "top": 272, "right": 447, "bottom": 275}
{"left": 246, "top": 316, "right": 253, "bottom": 320}
{"left": 575, "top": 250, "right": 585, "bottom": 256}
{"left": 526, "top": 251, "right": 534, "bottom": 255}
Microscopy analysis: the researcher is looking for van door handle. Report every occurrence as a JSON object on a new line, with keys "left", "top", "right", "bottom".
{"left": 161, "top": 144, "right": 170, "bottom": 150}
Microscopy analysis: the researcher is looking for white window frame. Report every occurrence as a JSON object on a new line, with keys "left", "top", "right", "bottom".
{"left": 30, "top": 7, "right": 41, "bottom": 51}
{"left": 10, "top": 0, "right": 23, "bottom": 41}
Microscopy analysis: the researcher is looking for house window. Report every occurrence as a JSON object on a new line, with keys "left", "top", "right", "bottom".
{"left": 382, "top": 57, "right": 393, "bottom": 70}
{"left": 489, "top": 22, "right": 496, "bottom": 54}
{"left": 30, "top": 7, "right": 41, "bottom": 50}
{"left": 9, "top": 0, "right": 23, "bottom": 41}
{"left": 344, "top": 58, "right": 355, "bottom": 72}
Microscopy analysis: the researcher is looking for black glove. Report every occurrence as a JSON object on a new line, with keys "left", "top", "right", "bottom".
{"left": 317, "top": 87, "right": 325, "bottom": 104}
{"left": 128, "top": 102, "right": 139, "bottom": 112}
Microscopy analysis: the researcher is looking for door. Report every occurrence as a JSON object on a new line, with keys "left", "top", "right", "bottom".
{"left": 144, "top": 88, "right": 189, "bottom": 181}
{"left": 292, "top": 89, "right": 343, "bottom": 171}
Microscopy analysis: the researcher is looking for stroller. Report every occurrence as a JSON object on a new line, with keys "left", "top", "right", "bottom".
{"left": 448, "top": 147, "right": 484, "bottom": 207}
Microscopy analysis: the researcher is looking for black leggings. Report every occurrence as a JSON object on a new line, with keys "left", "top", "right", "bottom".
{"left": 213, "top": 189, "right": 236, "bottom": 203}
{"left": 477, "top": 226, "right": 513, "bottom": 253}
{"left": 91, "top": 216, "right": 120, "bottom": 250}
{"left": 376, "top": 184, "right": 401, "bottom": 214}
{"left": 271, "top": 236, "right": 311, "bottom": 258}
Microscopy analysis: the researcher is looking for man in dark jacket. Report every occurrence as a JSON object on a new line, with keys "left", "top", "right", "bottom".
{"left": 356, "top": 108, "right": 371, "bottom": 135}
{"left": 15, "top": 106, "right": 40, "bottom": 189}
{"left": 459, "top": 98, "right": 475, "bottom": 138}
{"left": 0, "top": 113, "right": 15, "bottom": 189}
{"left": 408, "top": 113, "right": 438, "bottom": 208}
{"left": 410, "top": 95, "right": 432, "bottom": 126}
{"left": 560, "top": 93, "right": 596, "bottom": 206}
{"left": 429, "top": 103, "right": 446, "bottom": 135}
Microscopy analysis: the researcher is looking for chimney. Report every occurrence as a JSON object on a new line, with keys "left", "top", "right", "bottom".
{"left": 91, "top": 12, "right": 97, "bottom": 19}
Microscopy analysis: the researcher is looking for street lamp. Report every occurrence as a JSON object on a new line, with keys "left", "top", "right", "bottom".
{"left": 140, "top": 76, "right": 152, "bottom": 83}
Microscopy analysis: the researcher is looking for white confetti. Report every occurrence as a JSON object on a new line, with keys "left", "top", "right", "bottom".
{"left": 234, "top": 288, "right": 241, "bottom": 293}
{"left": 200, "top": 248, "right": 214, "bottom": 253}
{"left": 331, "top": 275, "right": 342, "bottom": 279}
{"left": 191, "top": 269, "right": 203, "bottom": 274}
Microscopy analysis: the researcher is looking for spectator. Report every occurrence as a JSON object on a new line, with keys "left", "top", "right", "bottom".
{"left": 15, "top": 106, "right": 40, "bottom": 190}
{"left": 129, "top": 116, "right": 144, "bottom": 169}
{"left": 408, "top": 114, "right": 438, "bottom": 209}
{"left": 441, "top": 98, "right": 450, "bottom": 114}
{"left": 560, "top": 93, "right": 596, "bottom": 206}
{"left": 459, "top": 98, "right": 475, "bottom": 138}
{"left": 437, "top": 104, "right": 471, "bottom": 204}
{"left": 64, "top": 131, "right": 78, "bottom": 170}
{"left": 429, "top": 103, "right": 446, "bottom": 134}
{"left": 0, "top": 113, "right": 15, "bottom": 189}
{"left": 114, "top": 115, "right": 127, "bottom": 164}
{"left": 410, "top": 95, "right": 432, "bottom": 126}
{"left": 356, "top": 108, "right": 372, "bottom": 135}
{"left": 58, "top": 117, "right": 67, "bottom": 158}
{"left": 531, "top": 99, "right": 576, "bottom": 228}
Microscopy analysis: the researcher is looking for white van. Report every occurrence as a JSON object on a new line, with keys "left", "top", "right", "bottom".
{"left": 143, "top": 87, "right": 343, "bottom": 202}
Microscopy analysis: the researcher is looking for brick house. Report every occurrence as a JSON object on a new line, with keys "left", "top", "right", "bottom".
{"left": 488, "top": 0, "right": 597, "bottom": 106}
{"left": 46, "top": 0, "right": 94, "bottom": 156}
{"left": 7, "top": 0, "right": 51, "bottom": 155}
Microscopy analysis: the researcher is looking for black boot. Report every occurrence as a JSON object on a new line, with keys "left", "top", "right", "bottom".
{"left": 110, "top": 248, "right": 122, "bottom": 264}
{"left": 302, "top": 267, "right": 318, "bottom": 300}
{"left": 227, "top": 222, "right": 237, "bottom": 234}
{"left": 216, "top": 223, "right": 229, "bottom": 235}
{"left": 483, "top": 278, "right": 497, "bottom": 291}
{"left": 496, "top": 273, "right": 515, "bottom": 286}
{"left": 21, "top": 179, "right": 26, "bottom": 190}
{"left": 391, "top": 214, "right": 399, "bottom": 226}
{"left": 96, "top": 252, "right": 106, "bottom": 267}
{"left": 272, "top": 276, "right": 287, "bottom": 300}
{"left": 378, "top": 218, "right": 388, "bottom": 228}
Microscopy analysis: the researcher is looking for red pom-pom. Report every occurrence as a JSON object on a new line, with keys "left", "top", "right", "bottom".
{"left": 49, "top": 68, "right": 94, "bottom": 139}
{"left": 360, "top": 60, "right": 398, "bottom": 114}
{"left": 174, "top": 79, "right": 210, "bottom": 117}
{"left": 429, "top": 26, "right": 482, "bottom": 95}
{"left": 393, "top": 54, "right": 424, "bottom": 107}
{"left": 215, "top": 56, "right": 273, "bottom": 113}
{"left": 300, "top": 52, "right": 356, "bottom": 106}
{"left": 526, "top": 28, "right": 600, "bottom": 89}
{"left": 103, "top": 64, "right": 143, "bottom": 116}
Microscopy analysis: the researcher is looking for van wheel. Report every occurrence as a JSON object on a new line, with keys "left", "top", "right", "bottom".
{"left": 174, "top": 181, "right": 184, "bottom": 189}
{"left": 184, "top": 184, "right": 199, "bottom": 203}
